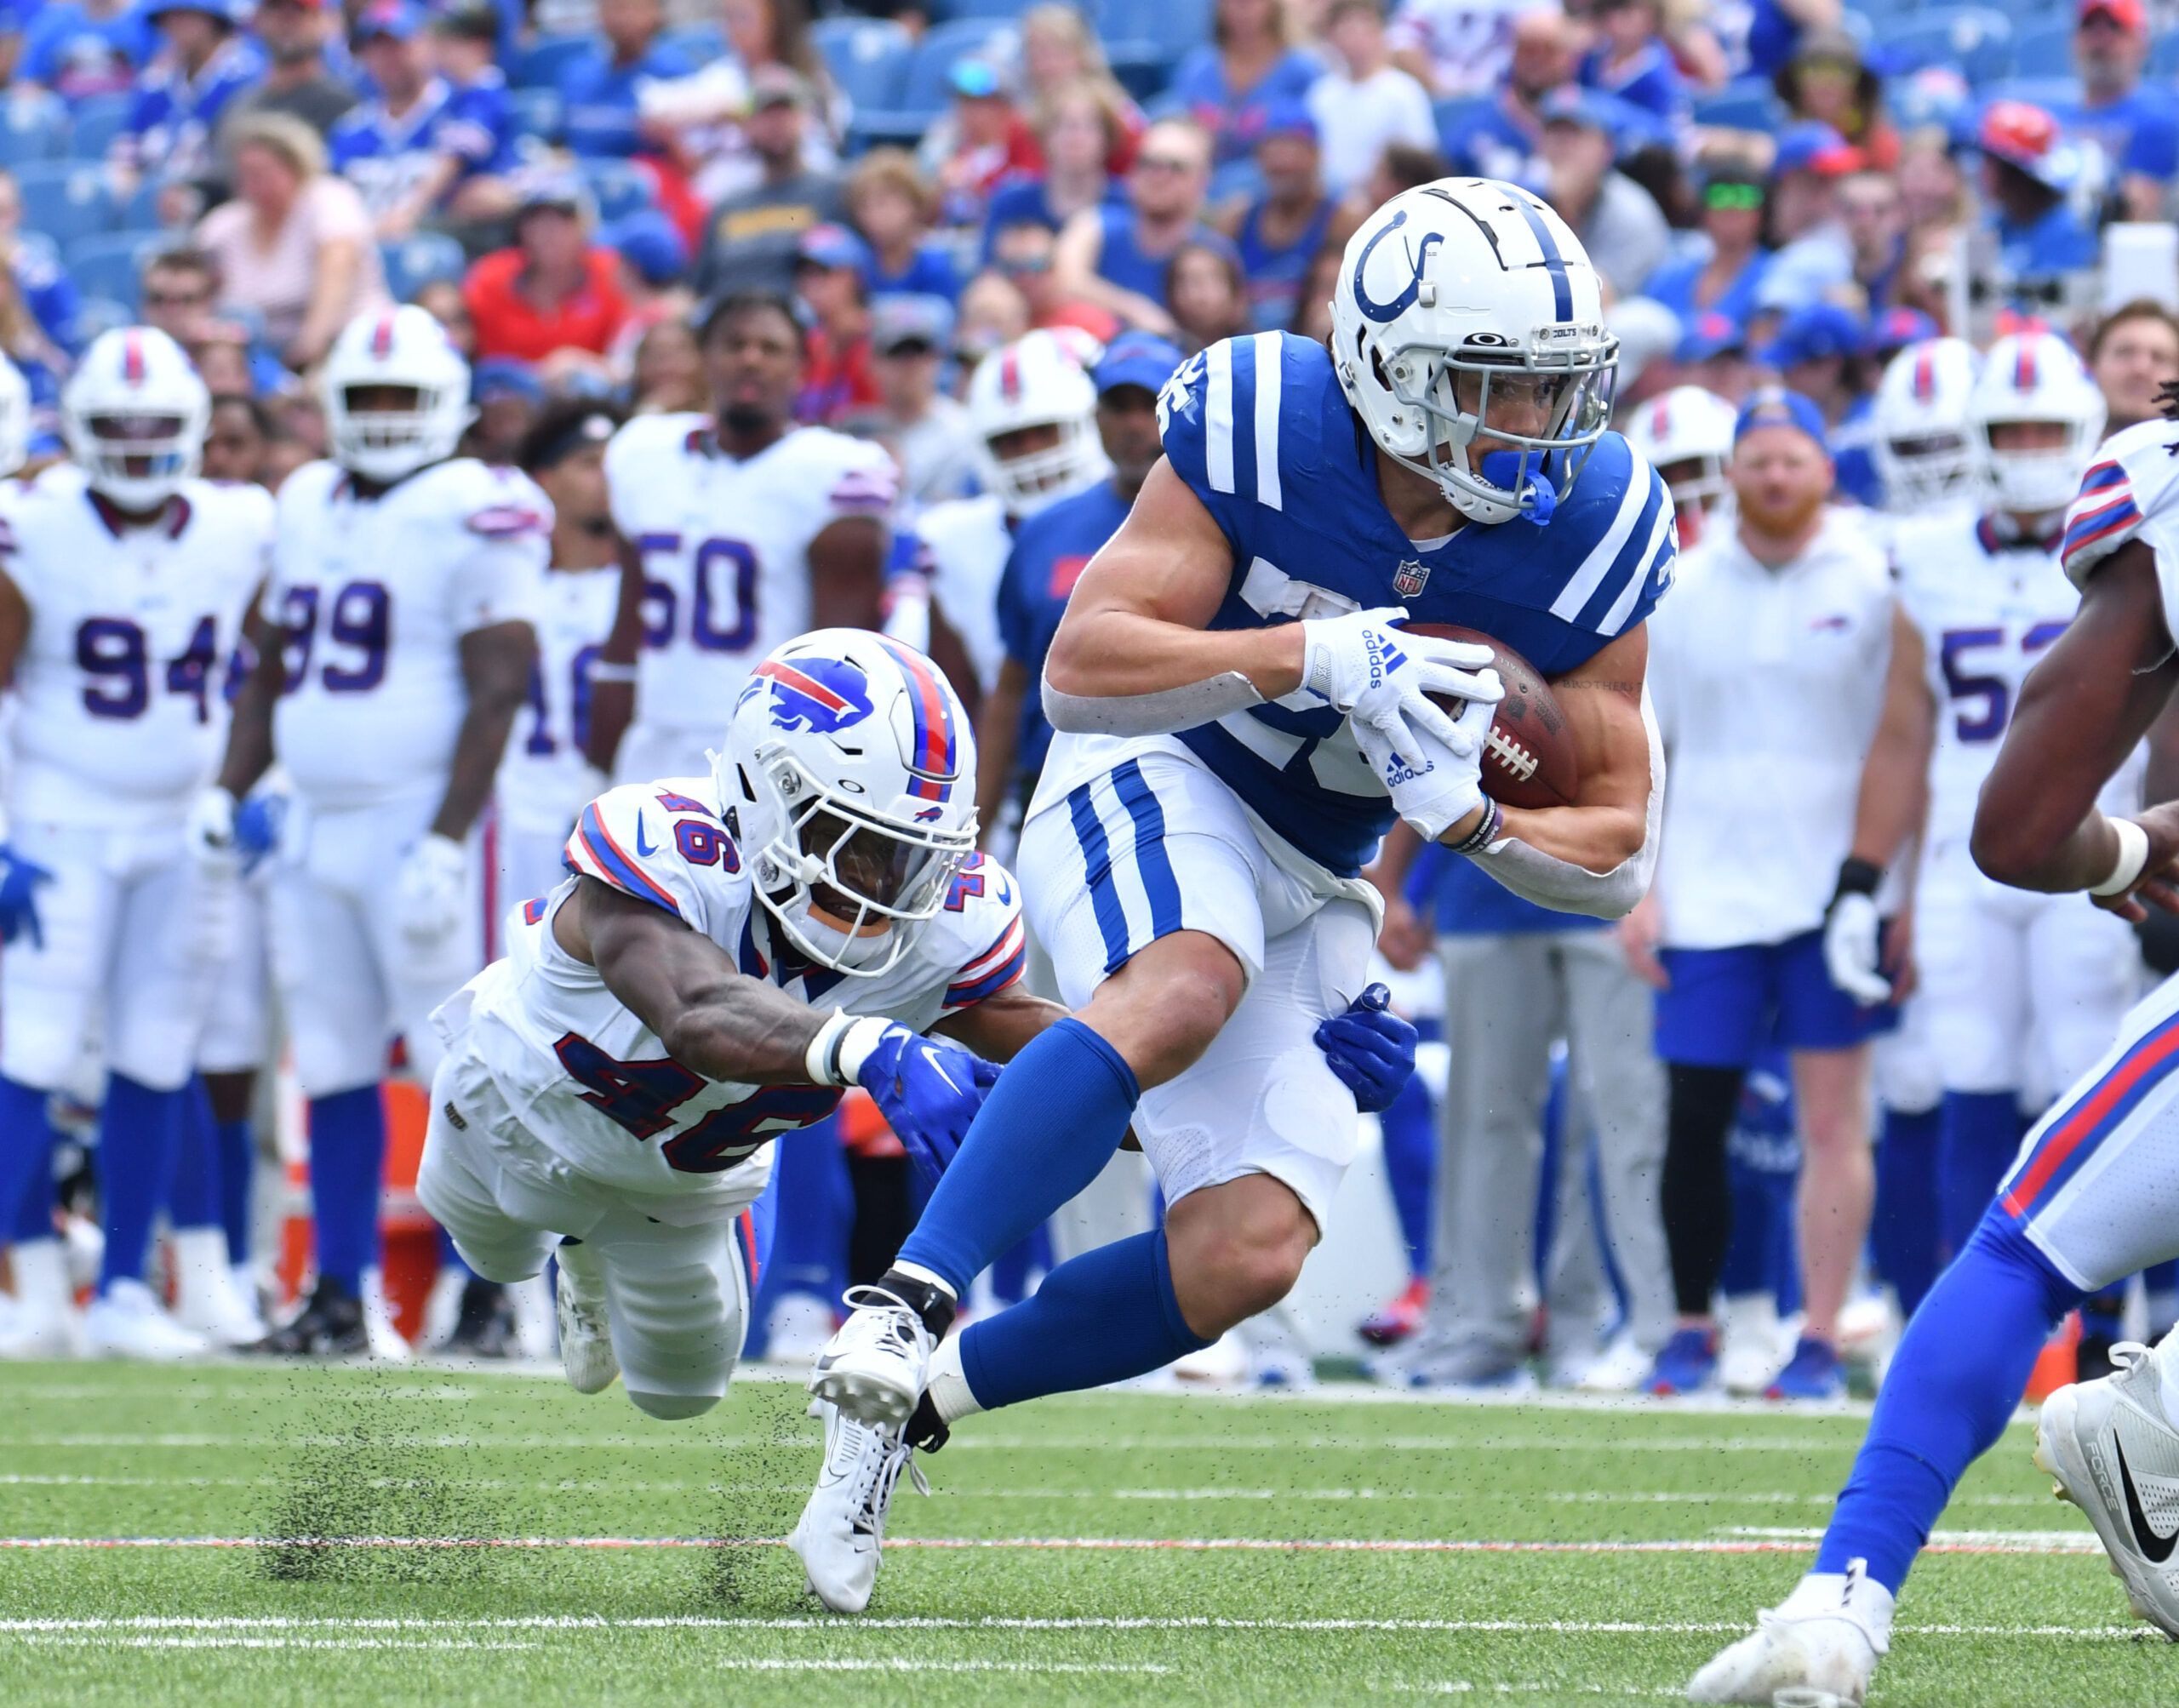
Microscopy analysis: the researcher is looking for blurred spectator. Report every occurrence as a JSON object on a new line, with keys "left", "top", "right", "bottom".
{"left": 1896, "top": 134, "right": 1968, "bottom": 231}
{"left": 1332, "top": 139, "right": 1453, "bottom": 246}
{"left": 1308, "top": 0, "right": 1437, "bottom": 199}
{"left": 187, "top": 320, "right": 256, "bottom": 393}
{"left": 954, "top": 271, "right": 1032, "bottom": 372}
{"left": 989, "top": 221, "right": 1119, "bottom": 342}
{"left": 1975, "top": 101, "right": 2098, "bottom": 311}
{"left": 2056, "top": 0, "right": 2176, "bottom": 222}
{"left": 464, "top": 177, "right": 630, "bottom": 376}
{"left": 558, "top": 0, "right": 695, "bottom": 160}
{"left": 846, "top": 151, "right": 961, "bottom": 304}
{"left": 1221, "top": 106, "right": 1332, "bottom": 330}
{"left": 222, "top": 0, "right": 357, "bottom": 140}
{"left": 1172, "top": 0, "right": 1324, "bottom": 168}
{"left": 1019, "top": 5, "right": 1145, "bottom": 173}
{"left": 113, "top": 1, "right": 268, "bottom": 199}
{"left": 981, "top": 79, "right": 1127, "bottom": 263}
{"left": 429, "top": 6, "right": 518, "bottom": 169}
{"left": 1286, "top": 237, "right": 1344, "bottom": 340}
{"left": 794, "top": 224, "right": 878, "bottom": 425}
{"left": 1055, "top": 118, "right": 1220, "bottom": 338}
{"left": 720, "top": 0, "right": 844, "bottom": 141}
{"left": 602, "top": 210, "right": 693, "bottom": 356}
{"left": 1580, "top": 0, "right": 1687, "bottom": 129}
{"left": 1539, "top": 89, "right": 1669, "bottom": 295}
{"left": 923, "top": 59, "right": 1043, "bottom": 232}
{"left": 196, "top": 111, "right": 391, "bottom": 369}
{"left": 694, "top": 66, "right": 843, "bottom": 297}
{"left": 330, "top": 1, "right": 517, "bottom": 241}
{"left": 203, "top": 391, "right": 275, "bottom": 483}
{"left": 1838, "top": 168, "right": 1906, "bottom": 314}
{"left": 857, "top": 294, "right": 977, "bottom": 505}
{"left": 1644, "top": 163, "right": 1771, "bottom": 329}
{"left": 467, "top": 355, "right": 545, "bottom": 461}
{"left": 1445, "top": 8, "right": 1577, "bottom": 183}
{"left": 411, "top": 276, "right": 478, "bottom": 357}
{"left": 17, "top": 0, "right": 152, "bottom": 101}
{"left": 140, "top": 248, "right": 222, "bottom": 347}
{"left": 2088, "top": 299, "right": 2179, "bottom": 432}
{"left": 1772, "top": 28, "right": 1894, "bottom": 171}
{"left": 1756, "top": 122, "right": 1857, "bottom": 313}
{"left": 0, "top": 171, "right": 83, "bottom": 361}
{"left": 627, "top": 315, "right": 703, "bottom": 413}
{"left": 1732, "top": 0, "right": 1844, "bottom": 79}
{"left": 1388, "top": 0, "right": 1544, "bottom": 99}
{"left": 1677, "top": 309, "right": 1757, "bottom": 404}
{"left": 1756, "top": 300, "right": 1878, "bottom": 504}
{"left": 1165, "top": 238, "right": 1251, "bottom": 353}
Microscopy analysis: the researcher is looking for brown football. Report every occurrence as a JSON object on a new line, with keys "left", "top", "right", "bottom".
{"left": 1401, "top": 623, "right": 1580, "bottom": 810}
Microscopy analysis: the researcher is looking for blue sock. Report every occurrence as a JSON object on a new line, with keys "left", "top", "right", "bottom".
{"left": 216, "top": 1117, "right": 254, "bottom": 1265}
{"left": 96, "top": 1076, "right": 186, "bottom": 1289}
{"left": 959, "top": 1230, "right": 1213, "bottom": 1409}
{"left": 1939, "top": 1091, "right": 2027, "bottom": 1256}
{"left": 0, "top": 1074, "right": 59, "bottom": 1241}
{"left": 1721, "top": 1145, "right": 1780, "bottom": 1298}
{"left": 168, "top": 1077, "right": 221, "bottom": 1231}
{"left": 1814, "top": 1214, "right": 2079, "bottom": 1591}
{"left": 1873, "top": 1104, "right": 1942, "bottom": 1317}
{"left": 1377, "top": 1067, "right": 1437, "bottom": 1275}
{"left": 308, "top": 1086, "right": 386, "bottom": 1293}
{"left": 898, "top": 1018, "right": 1140, "bottom": 1297}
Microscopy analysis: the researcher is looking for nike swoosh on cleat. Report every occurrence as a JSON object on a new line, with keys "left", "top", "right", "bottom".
{"left": 2113, "top": 1437, "right": 2179, "bottom": 1563}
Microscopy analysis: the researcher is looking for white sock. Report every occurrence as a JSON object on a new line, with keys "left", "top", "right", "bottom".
{"left": 9, "top": 1238, "right": 71, "bottom": 1316}
{"left": 925, "top": 1334, "right": 983, "bottom": 1425}
{"left": 1779, "top": 1561, "right": 1894, "bottom": 1648}
{"left": 889, "top": 1260, "right": 958, "bottom": 1304}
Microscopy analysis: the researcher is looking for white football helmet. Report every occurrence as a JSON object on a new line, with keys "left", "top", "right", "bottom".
{"left": 1872, "top": 337, "right": 1981, "bottom": 513}
{"left": 321, "top": 304, "right": 472, "bottom": 483}
{"left": 719, "top": 628, "right": 977, "bottom": 979}
{"left": 965, "top": 330, "right": 1108, "bottom": 517}
{"left": 1969, "top": 331, "right": 2106, "bottom": 518}
{"left": 60, "top": 326, "right": 209, "bottom": 511}
{"left": 1331, "top": 177, "right": 1616, "bottom": 526}
{"left": 0, "top": 353, "right": 31, "bottom": 478}
{"left": 1624, "top": 385, "right": 1736, "bottom": 512}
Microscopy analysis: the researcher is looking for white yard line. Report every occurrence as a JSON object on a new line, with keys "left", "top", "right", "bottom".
{"left": 0, "top": 1432, "right": 1864, "bottom": 1453}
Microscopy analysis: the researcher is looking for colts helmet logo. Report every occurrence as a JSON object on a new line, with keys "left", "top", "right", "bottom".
{"left": 748, "top": 657, "right": 876, "bottom": 735}
{"left": 1393, "top": 558, "right": 1431, "bottom": 598}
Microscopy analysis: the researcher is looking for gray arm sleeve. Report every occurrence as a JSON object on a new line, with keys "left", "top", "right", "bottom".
{"left": 1466, "top": 687, "right": 1664, "bottom": 921}
{"left": 1041, "top": 668, "right": 1267, "bottom": 738}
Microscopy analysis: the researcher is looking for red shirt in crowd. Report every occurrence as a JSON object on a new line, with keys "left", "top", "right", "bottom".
{"left": 462, "top": 248, "right": 631, "bottom": 363}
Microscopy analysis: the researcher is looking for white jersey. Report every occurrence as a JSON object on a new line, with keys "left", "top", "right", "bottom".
{"left": 604, "top": 415, "right": 897, "bottom": 735}
{"left": 496, "top": 561, "right": 620, "bottom": 839}
{"left": 913, "top": 494, "right": 1009, "bottom": 694}
{"left": 449, "top": 774, "right": 1027, "bottom": 1202}
{"left": 266, "top": 458, "right": 550, "bottom": 811}
{"left": 2064, "top": 416, "right": 2179, "bottom": 622}
{"left": 2, "top": 466, "right": 271, "bottom": 828}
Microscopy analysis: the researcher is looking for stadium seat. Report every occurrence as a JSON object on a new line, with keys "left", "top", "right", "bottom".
{"left": 115, "top": 175, "right": 176, "bottom": 234}
{"left": 1875, "top": 7, "right": 2014, "bottom": 85}
{"left": 14, "top": 163, "right": 117, "bottom": 248}
{"left": 811, "top": 18, "right": 912, "bottom": 117}
{"left": 66, "top": 94, "right": 134, "bottom": 163}
{"left": 851, "top": 20, "right": 1016, "bottom": 149}
{"left": 511, "top": 33, "right": 592, "bottom": 91}
{"left": 2010, "top": 20, "right": 2076, "bottom": 85}
{"left": 578, "top": 157, "right": 655, "bottom": 222}
{"left": 0, "top": 91, "right": 68, "bottom": 168}
{"left": 1100, "top": 0, "right": 1211, "bottom": 74}
{"left": 1691, "top": 77, "right": 1781, "bottom": 132}
{"left": 1981, "top": 76, "right": 2078, "bottom": 111}
{"left": 73, "top": 294, "right": 133, "bottom": 342}
{"left": 380, "top": 232, "right": 469, "bottom": 303}
{"left": 65, "top": 232, "right": 164, "bottom": 312}
{"left": 507, "top": 86, "right": 563, "bottom": 141}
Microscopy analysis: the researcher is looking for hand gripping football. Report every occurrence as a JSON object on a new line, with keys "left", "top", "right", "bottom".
{"left": 1402, "top": 623, "right": 1580, "bottom": 809}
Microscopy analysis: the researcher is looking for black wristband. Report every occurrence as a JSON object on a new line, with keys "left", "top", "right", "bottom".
{"left": 1452, "top": 797, "right": 1503, "bottom": 856}
{"left": 1833, "top": 857, "right": 1882, "bottom": 901}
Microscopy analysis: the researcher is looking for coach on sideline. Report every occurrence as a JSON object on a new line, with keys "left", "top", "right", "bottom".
{"left": 1634, "top": 388, "right": 1901, "bottom": 1402}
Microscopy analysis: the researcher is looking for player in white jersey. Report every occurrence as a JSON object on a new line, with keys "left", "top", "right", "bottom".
{"left": 588, "top": 291, "right": 898, "bottom": 785}
{"left": 495, "top": 401, "right": 625, "bottom": 914}
{"left": 195, "top": 305, "right": 546, "bottom": 1358}
{"left": 1867, "top": 336, "right": 1981, "bottom": 521}
{"left": 1623, "top": 384, "right": 1736, "bottom": 549}
{"left": 0, "top": 328, "right": 272, "bottom": 1362}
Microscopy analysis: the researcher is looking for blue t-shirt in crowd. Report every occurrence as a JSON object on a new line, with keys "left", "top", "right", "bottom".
{"left": 868, "top": 241, "right": 962, "bottom": 304}
{"left": 557, "top": 37, "right": 694, "bottom": 158}
{"left": 1169, "top": 45, "right": 1322, "bottom": 165}
{"left": 1093, "top": 204, "right": 1228, "bottom": 303}
{"left": 1739, "top": 0, "right": 1804, "bottom": 76}
{"left": 1444, "top": 96, "right": 1545, "bottom": 190}
{"left": 979, "top": 173, "right": 1125, "bottom": 265}
{"left": 1990, "top": 200, "right": 2100, "bottom": 288}
{"left": 120, "top": 35, "right": 266, "bottom": 180}
{"left": 20, "top": 2, "right": 153, "bottom": 100}
{"left": 2056, "top": 84, "right": 2179, "bottom": 182}
{"left": 998, "top": 479, "right": 1131, "bottom": 793}
{"left": 331, "top": 75, "right": 515, "bottom": 217}
{"left": 1579, "top": 41, "right": 1686, "bottom": 127}
{"left": 1234, "top": 194, "right": 1334, "bottom": 332}
{"left": 14, "top": 235, "right": 81, "bottom": 357}
{"left": 1642, "top": 246, "right": 1770, "bottom": 330}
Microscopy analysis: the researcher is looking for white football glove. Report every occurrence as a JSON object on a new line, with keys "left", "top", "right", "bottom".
{"left": 1356, "top": 696, "right": 1494, "bottom": 842}
{"left": 184, "top": 785, "right": 241, "bottom": 873}
{"left": 397, "top": 833, "right": 469, "bottom": 946}
{"left": 1822, "top": 890, "right": 1891, "bottom": 1006}
{"left": 1300, "top": 605, "right": 1502, "bottom": 772}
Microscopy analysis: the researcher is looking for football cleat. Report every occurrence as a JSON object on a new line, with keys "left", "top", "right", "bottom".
{"left": 1687, "top": 1559, "right": 1892, "bottom": 1706}
{"left": 169, "top": 1227, "right": 264, "bottom": 1347}
{"left": 555, "top": 1242, "right": 619, "bottom": 1395}
{"left": 1648, "top": 1325, "right": 1719, "bottom": 1396}
{"left": 83, "top": 1279, "right": 208, "bottom": 1362}
{"left": 0, "top": 1239, "right": 83, "bottom": 1359}
{"left": 360, "top": 1268, "right": 413, "bottom": 1362}
{"left": 1357, "top": 1277, "right": 1428, "bottom": 1347}
{"left": 2034, "top": 1340, "right": 2179, "bottom": 1637}
{"left": 1768, "top": 1336, "right": 1847, "bottom": 1402}
{"left": 788, "top": 1398, "right": 927, "bottom": 1613}
{"left": 1575, "top": 1329, "right": 1655, "bottom": 1394}
{"left": 248, "top": 1277, "right": 369, "bottom": 1357}
{"left": 1719, "top": 1292, "right": 1788, "bottom": 1396}
{"left": 808, "top": 1286, "right": 935, "bottom": 1425}
{"left": 443, "top": 1278, "right": 519, "bottom": 1360}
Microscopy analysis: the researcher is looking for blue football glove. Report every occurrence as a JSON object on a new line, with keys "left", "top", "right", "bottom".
{"left": 853, "top": 1022, "right": 1003, "bottom": 1185}
{"left": 1314, "top": 983, "right": 1418, "bottom": 1115}
{"left": 0, "top": 843, "right": 54, "bottom": 950}
{"left": 232, "top": 794, "right": 288, "bottom": 876}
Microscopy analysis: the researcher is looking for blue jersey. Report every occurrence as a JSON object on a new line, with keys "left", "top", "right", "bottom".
{"left": 868, "top": 241, "right": 962, "bottom": 305}
{"left": 118, "top": 36, "right": 266, "bottom": 180}
{"left": 2056, "top": 85, "right": 2179, "bottom": 183}
{"left": 998, "top": 480, "right": 1131, "bottom": 797}
{"left": 20, "top": 2, "right": 152, "bottom": 100}
{"left": 330, "top": 76, "right": 512, "bottom": 218}
{"left": 1094, "top": 205, "right": 1229, "bottom": 303}
{"left": 1234, "top": 195, "right": 1334, "bottom": 332}
{"left": 1579, "top": 41, "right": 1687, "bottom": 127}
{"left": 1153, "top": 332, "right": 1674, "bottom": 877}
{"left": 557, "top": 38, "right": 694, "bottom": 159}
{"left": 14, "top": 235, "right": 82, "bottom": 358}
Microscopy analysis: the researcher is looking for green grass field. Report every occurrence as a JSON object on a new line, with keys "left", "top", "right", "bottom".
{"left": 0, "top": 1362, "right": 2170, "bottom": 1706}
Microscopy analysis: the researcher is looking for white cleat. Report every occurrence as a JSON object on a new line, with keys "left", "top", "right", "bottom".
{"left": 1719, "top": 1292, "right": 1789, "bottom": 1397}
{"left": 359, "top": 1268, "right": 413, "bottom": 1362}
{"left": 83, "top": 1279, "right": 209, "bottom": 1362}
{"left": 2035, "top": 1339, "right": 2179, "bottom": 1637}
{"left": 0, "top": 1239, "right": 83, "bottom": 1359}
{"left": 169, "top": 1228, "right": 264, "bottom": 1347}
{"left": 554, "top": 1242, "right": 619, "bottom": 1395}
{"left": 808, "top": 1287, "right": 934, "bottom": 1425}
{"left": 787, "top": 1398, "right": 926, "bottom": 1613}
{"left": 1687, "top": 1561, "right": 1890, "bottom": 1706}
{"left": 1575, "top": 1329, "right": 1655, "bottom": 1394}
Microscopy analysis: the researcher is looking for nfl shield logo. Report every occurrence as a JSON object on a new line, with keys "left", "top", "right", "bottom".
{"left": 1393, "top": 558, "right": 1430, "bottom": 597}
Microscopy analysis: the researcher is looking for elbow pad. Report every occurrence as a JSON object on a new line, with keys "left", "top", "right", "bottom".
{"left": 1041, "top": 669, "right": 1266, "bottom": 738}
{"left": 1467, "top": 688, "right": 1666, "bottom": 921}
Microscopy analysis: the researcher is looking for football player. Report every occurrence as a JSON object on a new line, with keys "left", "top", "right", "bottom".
{"left": 194, "top": 305, "right": 546, "bottom": 1357}
{"left": 1623, "top": 384, "right": 1736, "bottom": 549}
{"left": 1868, "top": 335, "right": 1981, "bottom": 521}
{"left": 586, "top": 291, "right": 899, "bottom": 785}
{"left": 1690, "top": 366, "right": 2179, "bottom": 1701}
{"left": 0, "top": 328, "right": 272, "bottom": 1360}
{"left": 798, "top": 179, "right": 1673, "bottom": 1601}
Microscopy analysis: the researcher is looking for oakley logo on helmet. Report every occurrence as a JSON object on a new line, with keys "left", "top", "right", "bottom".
{"left": 752, "top": 658, "right": 876, "bottom": 736}
{"left": 1352, "top": 211, "right": 1445, "bottom": 325}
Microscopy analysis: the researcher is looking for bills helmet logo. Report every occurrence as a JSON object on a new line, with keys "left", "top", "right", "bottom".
{"left": 750, "top": 658, "right": 875, "bottom": 735}
{"left": 1393, "top": 558, "right": 1431, "bottom": 597}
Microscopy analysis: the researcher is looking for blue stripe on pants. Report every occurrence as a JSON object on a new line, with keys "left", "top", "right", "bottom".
{"left": 1068, "top": 781, "right": 1132, "bottom": 974}
{"left": 1111, "top": 759, "right": 1183, "bottom": 940}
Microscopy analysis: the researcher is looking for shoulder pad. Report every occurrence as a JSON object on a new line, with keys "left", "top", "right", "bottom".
{"left": 793, "top": 427, "right": 898, "bottom": 516}
{"left": 2064, "top": 420, "right": 2179, "bottom": 587}
{"left": 1531, "top": 435, "right": 1677, "bottom": 639}
{"left": 563, "top": 783, "right": 746, "bottom": 925}
{"left": 933, "top": 854, "right": 1027, "bottom": 1010}
{"left": 1158, "top": 331, "right": 1335, "bottom": 519}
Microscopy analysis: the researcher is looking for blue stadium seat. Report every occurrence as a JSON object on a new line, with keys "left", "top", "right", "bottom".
{"left": 1875, "top": 7, "right": 2014, "bottom": 85}
{"left": 507, "top": 86, "right": 563, "bottom": 141}
{"left": 73, "top": 295, "right": 134, "bottom": 343}
{"left": 579, "top": 157, "right": 655, "bottom": 222}
{"left": 1433, "top": 96, "right": 1496, "bottom": 159}
{"left": 812, "top": 18, "right": 912, "bottom": 117}
{"left": 661, "top": 21, "right": 727, "bottom": 64}
{"left": 66, "top": 93, "right": 134, "bottom": 163}
{"left": 851, "top": 20, "right": 1015, "bottom": 148}
{"left": 65, "top": 232, "right": 164, "bottom": 312}
{"left": 1691, "top": 77, "right": 1781, "bottom": 132}
{"left": 1100, "top": 0, "right": 1211, "bottom": 72}
{"left": 14, "top": 163, "right": 117, "bottom": 248}
{"left": 116, "top": 174, "right": 179, "bottom": 234}
{"left": 511, "top": 33, "right": 592, "bottom": 92}
{"left": 2009, "top": 20, "right": 2076, "bottom": 86}
{"left": 0, "top": 92, "right": 68, "bottom": 168}
{"left": 380, "top": 232, "right": 469, "bottom": 303}
{"left": 1981, "top": 76, "right": 2077, "bottom": 111}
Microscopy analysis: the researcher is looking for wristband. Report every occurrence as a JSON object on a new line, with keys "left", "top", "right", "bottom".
{"left": 1832, "top": 856, "right": 1883, "bottom": 901}
{"left": 1450, "top": 797, "right": 1503, "bottom": 856}
{"left": 2090, "top": 817, "right": 2151, "bottom": 897}
{"left": 803, "top": 1010, "right": 893, "bottom": 1086}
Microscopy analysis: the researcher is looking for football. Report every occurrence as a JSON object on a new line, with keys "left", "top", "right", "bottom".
{"left": 1401, "top": 623, "right": 1581, "bottom": 810}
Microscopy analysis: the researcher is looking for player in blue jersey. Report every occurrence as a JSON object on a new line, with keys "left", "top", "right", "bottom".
{"left": 791, "top": 177, "right": 1676, "bottom": 1608}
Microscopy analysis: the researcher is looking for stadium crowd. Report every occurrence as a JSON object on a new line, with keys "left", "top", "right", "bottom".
{"left": 0, "top": 0, "right": 2172, "bottom": 1405}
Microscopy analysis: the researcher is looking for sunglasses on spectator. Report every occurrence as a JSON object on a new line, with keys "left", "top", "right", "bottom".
{"left": 998, "top": 254, "right": 1052, "bottom": 275}
{"left": 1703, "top": 181, "right": 1764, "bottom": 211}
{"left": 145, "top": 288, "right": 210, "bottom": 308}
{"left": 1135, "top": 154, "right": 1197, "bottom": 174}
